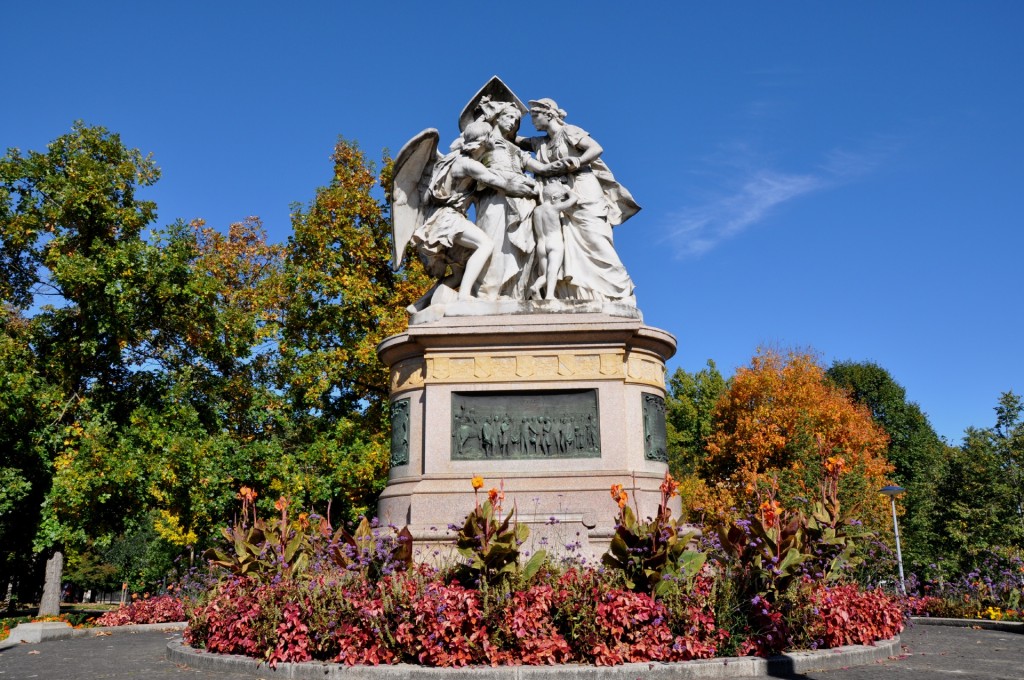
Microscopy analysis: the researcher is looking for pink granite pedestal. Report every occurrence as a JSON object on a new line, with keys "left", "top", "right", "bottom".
{"left": 376, "top": 310, "right": 678, "bottom": 560}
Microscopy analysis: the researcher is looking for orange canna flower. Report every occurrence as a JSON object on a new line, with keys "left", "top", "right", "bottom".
{"left": 610, "top": 484, "right": 623, "bottom": 501}
{"left": 237, "top": 486, "right": 257, "bottom": 501}
{"left": 274, "top": 496, "right": 289, "bottom": 511}
{"left": 617, "top": 490, "right": 628, "bottom": 509}
{"left": 488, "top": 487, "right": 505, "bottom": 504}
{"left": 824, "top": 456, "right": 846, "bottom": 475}
{"left": 759, "top": 499, "right": 781, "bottom": 528}
{"left": 660, "top": 472, "right": 680, "bottom": 498}
{"left": 471, "top": 476, "right": 484, "bottom": 490}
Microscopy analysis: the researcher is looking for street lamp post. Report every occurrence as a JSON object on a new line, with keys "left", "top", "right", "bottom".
{"left": 879, "top": 485, "right": 906, "bottom": 595}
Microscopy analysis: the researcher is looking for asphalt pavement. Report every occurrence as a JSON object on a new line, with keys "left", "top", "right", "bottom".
{"left": 0, "top": 621, "right": 1021, "bottom": 679}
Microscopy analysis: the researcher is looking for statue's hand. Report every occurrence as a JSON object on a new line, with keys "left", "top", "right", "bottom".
{"left": 538, "top": 158, "right": 581, "bottom": 176}
{"left": 532, "top": 162, "right": 559, "bottom": 177}
{"left": 506, "top": 177, "right": 537, "bottom": 198}
{"left": 556, "top": 157, "right": 582, "bottom": 173}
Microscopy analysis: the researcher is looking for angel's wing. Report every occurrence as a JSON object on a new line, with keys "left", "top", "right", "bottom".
{"left": 391, "top": 128, "right": 440, "bottom": 271}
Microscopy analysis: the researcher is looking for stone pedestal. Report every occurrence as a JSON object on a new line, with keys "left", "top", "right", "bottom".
{"left": 376, "top": 311, "right": 677, "bottom": 560}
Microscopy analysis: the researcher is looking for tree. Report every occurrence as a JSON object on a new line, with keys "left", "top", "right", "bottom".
{"left": 702, "top": 349, "right": 892, "bottom": 528}
{"left": 665, "top": 360, "right": 728, "bottom": 477}
{"left": 278, "top": 139, "right": 430, "bottom": 520}
{"left": 826, "top": 361, "right": 948, "bottom": 571}
{"left": 931, "top": 392, "right": 1024, "bottom": 574}
{"left": 992, "top": 392, "right": 1024, "bottom": 531}
{"left": 0, "top": 307, "right": 61, "bottom": 607}
{"left": 1, "top": 122, "right": 162, "bottom": 612}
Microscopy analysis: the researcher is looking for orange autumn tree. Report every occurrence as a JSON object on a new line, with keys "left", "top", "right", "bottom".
{"left": 699, "top": 349, "right": 893, "bottom": 530}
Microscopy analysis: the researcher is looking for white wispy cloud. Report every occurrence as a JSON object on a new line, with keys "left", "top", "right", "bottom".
{"left": 666, "top": 170, "right": 822, "bottom": 258}
{"left": 665, "top": 140, "right": 896, "bottom": 259}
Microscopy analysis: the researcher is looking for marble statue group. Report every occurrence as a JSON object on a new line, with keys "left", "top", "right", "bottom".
{"left": 392, "top": 77, "right": 641, "bottom": 317}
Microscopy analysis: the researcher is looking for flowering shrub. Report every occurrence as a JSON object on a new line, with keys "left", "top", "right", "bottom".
{"left": 203, "top": 489, "right": 314, "bottom": 581}
{"left": 602, "top": 473, "right": 705, "bottom": 596}
{"left": 93, "top": 594, "right": 185, "bottom": 626}
{"left": 452, "top": 479, "right": 545, "bottom": 589}
{"left": 903, "top": 549, "right": 1023, "bottom": 621}
{"left": 328, "top": 515, "right": 412, "bottom": 582}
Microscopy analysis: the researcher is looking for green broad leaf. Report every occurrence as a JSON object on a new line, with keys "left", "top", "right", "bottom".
{"left": 678, "top": 549, "right": 707, "bottom": 580}
{"left": 778, "top": 546, "right": 804, "bottom": 574}
{"left": 523, "top": 550, "right": 546, "bottom": 580}
{"left": 622, "top": 505, "right": 637, "bottom": 529}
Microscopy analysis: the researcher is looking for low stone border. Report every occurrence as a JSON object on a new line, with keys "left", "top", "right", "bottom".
{"left": 166, "top": 636, "right": 900, "bottom": 679}
{"left": 0, "top": 621, "right": 186, "bottom": 649}
{"left": 911, "top": 616, "right": 1024, "bottom": 634}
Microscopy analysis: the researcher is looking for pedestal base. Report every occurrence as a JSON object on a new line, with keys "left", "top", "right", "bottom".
{"left": 377, "top": 313, "right": 678, "bottom": 561}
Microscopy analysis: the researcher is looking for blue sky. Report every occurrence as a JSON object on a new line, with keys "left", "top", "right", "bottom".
{"left": 3, "top": 2, "right": 1021, "bottom": 443}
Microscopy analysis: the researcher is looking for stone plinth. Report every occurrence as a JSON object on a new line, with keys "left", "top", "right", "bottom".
{"left": 377, "top": 312, "right": 678, "bottom": 560}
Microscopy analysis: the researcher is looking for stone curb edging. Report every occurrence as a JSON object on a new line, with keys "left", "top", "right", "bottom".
{"left": 911, "top": 616, "right": 1024, "bottom": 633}
{"left": 0, "top": 621, "right": 186, "bottom": 649}
{"left": 166, "top": 636, "right": 900, "bottom": 679}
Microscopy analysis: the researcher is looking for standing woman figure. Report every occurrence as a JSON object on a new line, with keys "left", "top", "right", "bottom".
{"left": 520, "top": 98, "right": 640, "bottom": 305}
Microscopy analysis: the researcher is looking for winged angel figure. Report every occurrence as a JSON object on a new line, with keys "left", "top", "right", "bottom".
{"left": 391, "top": 120, "right": 537, "bottom": 314}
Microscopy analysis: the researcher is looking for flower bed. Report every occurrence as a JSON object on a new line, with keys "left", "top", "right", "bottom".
{"left": 182, "top": 474, "right": 905, "bottom": 668}
{"left": 905, "top": 550, "right": 1024, "bottom": 622}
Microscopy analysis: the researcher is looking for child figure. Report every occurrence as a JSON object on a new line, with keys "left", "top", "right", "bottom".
{"left": 530, "top": 182, "right": 577, "bottom": 300}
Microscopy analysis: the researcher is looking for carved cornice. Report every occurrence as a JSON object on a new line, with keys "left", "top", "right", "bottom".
{"left": 390, "top": 349, "right": 667, "bottom": 393}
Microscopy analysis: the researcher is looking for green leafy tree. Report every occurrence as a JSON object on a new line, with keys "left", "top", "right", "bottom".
{"left": 665, "top": 360, "right": 728, "bottom": 477}
{"left": 1, "top": 122, "right": 163, "bottom": 610}
{"left": 279, "top": 138, "right": 430, "bottom": 520}
{"left": 992, "top": 392, "right": 1024, "bottom": 531}
{"left": 932, "top": 392, "right": 1024, "bottom": 574}
{"left": 826, "top": 361, "right": 948, "bottom": 571}
{"left": 0, "top": 307, "right": 62, "bottom": 605}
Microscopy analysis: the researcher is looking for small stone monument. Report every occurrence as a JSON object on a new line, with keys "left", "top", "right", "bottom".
{"left": 378, "top": 77, "right": 677, "bottom": 558}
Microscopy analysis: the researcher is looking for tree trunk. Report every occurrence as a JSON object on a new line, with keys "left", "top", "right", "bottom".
{"left": 37, "top": 550, "right": 63, "bottom": 617}
{"left": 3, "top": 579, "right": 14, "bottom": 613}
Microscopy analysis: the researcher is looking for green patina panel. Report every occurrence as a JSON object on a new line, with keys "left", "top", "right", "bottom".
{"left": 642, "top": 393, "right": 668, "bottom": 462}
{"left": 390, "top": 398, "right": 410, "bottom": 466}
{"left": 451, "top": 390, "right": 600, "bottom": 460}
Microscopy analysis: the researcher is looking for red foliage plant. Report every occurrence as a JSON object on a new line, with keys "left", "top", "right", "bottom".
{"left": 93, "top": 594, "right": 185, "bottom": 626}
{"left": 808, "top": 583, "right": 904, "bottom": 647}
{"left": 487, "top": 585, "right": 573, "bottom": 665}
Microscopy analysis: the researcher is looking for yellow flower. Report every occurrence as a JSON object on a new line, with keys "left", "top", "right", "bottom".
{"left": 471, "top": 476, "right": 484, "bottom": 490}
